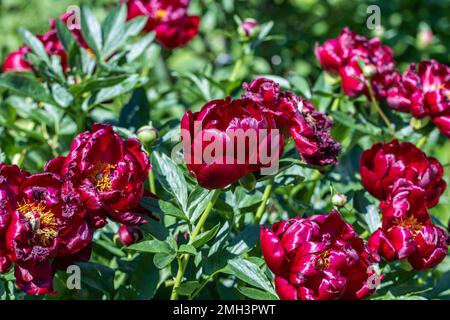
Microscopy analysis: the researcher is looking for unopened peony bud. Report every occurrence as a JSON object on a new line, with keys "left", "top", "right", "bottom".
{"left": 137, "top": 125, "right": 159, "bottom": 146}
{"left": 332, "top": 193, "right": 347, "bottom": 207}
{"left": 238, "top": 18, "right": 260, "bottom": 39}
{"left": 118, "top": 225, "right": 143, "bottom": 246}
{"left": 410, "top": 117, "right": 430, "bottom": 130}
{"left": 362, "top": 64, "right": 377, "bottom": 78}
{"left": 417, "top": 28, "right": 433, "bottom": 50}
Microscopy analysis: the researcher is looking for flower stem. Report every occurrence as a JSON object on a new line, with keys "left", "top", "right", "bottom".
{"left": 254, "top": 180, "right": 274, "bottom": 224}
{"left": 366, "top": 82, "right": 395, "bottom": 134}
{"left": 170, "top": 189, "right": 221, "bottom": 300}
{"left": 230, "top": 58, "right": 243, "bottom": 82}
{"left": 416, "top": 136, "right": 428, "bottom": 149}
{"left": 148, "top": 170, "right": 156, "bottom": 194}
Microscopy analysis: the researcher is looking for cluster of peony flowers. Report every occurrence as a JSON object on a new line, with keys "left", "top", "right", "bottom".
{"left": 316, "top": 27, "right": 450, "bottom": 138}
{"left": 125, "top": 0, "right": 200, "bottom": 48}
{"left": 315, "top": 27, "right": 397, "bottom": 99}
{"left": 361, "top": 140, "right": 449, "bottom": 270}
{"left": 0, "top": 123, "right": 152, "bottom": 295}
{"left": 2, "top": 11, "right": 87, "bottom": 72}
{"left": 260, "top": 210, "right": 379, "bottom": 300}
{"left": 387, "top": 60, "right": 450, "bottom": 138}
{"left": 181, "top": 77, "right": 341, "bottom": 189}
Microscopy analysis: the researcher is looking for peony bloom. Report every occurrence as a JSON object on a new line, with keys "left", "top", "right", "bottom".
{"left": 0, "top": 165, "right": 29, "bottom": 273}
{"left": 243, "top": 78, "right": 340, "bottom": 166}
{"left": 360, "top": 140, "right": 446, "bottom": 206}
{"left": 387, "top": 60, "right": 450, "bottom": 137}
{"left": 315, "top": 27, "right": 397, "bottom": 98}
{"left": 261, "top": 210, "right": 379, "bottom": 300}
{"left": 1, "top": 48, "right": 32, "bottom": 72}
{"left": 181, "top": 97, "right": 283, "bottom": 189}
{"left": 118, "top": 224, "right": 143, "bottom": 246}
{"left": 125, "top": 0, "right": 200, "bottom": 48}
{"left": 45, "top": 123, "right": 152, "bottom": 226}
{"left": 369, "top": 182, "right": 448, "bottom": 270}
{"left": 1, "top": 172, "right": 92, "bottom": 295}
{"left": 2, "top": 9, "right": 87, "bottom": 72}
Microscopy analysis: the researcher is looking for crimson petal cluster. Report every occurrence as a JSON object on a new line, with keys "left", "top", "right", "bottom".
{"left": 125, "top": 0, "right": 200, "bottom": 48}
{"left": 2, "top": 10, "right": 87, "bottom": 73}
{"left": 181, "top": 78, "right": 340, "bottom": 189}
{"left": 243, "top": 78, "right": 341, "bottom": 166}
{"left": 387, "top": 60, "right": 450, "bottom": 137}
{"left": 0, "top": 123, "right": 152, "bottom": 295}
{"left": 260, "top": 210, "right": 379, "bottom": 300}
{"left": 315, "top": 27, "right": 397, "bottom": 99}
{"left": 360, "top": 140, "right": 449, "bottom": 270}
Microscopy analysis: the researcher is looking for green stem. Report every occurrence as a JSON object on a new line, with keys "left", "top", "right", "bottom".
{"left": 416, "top": 136, "right": 428, "bottom": 149}
{"left": 230, "top": 58, "right": 244, "bottom": 82}
{"left": 305, "top": 170, "right": 322, "bottom": 203}
{"left": 367, "top": 81, "right": 395, "bottom": 134}
{"left": 254, "top": 180, "right": 274, "bottom": 224}
{"left": 170, "top": 189, "right": 221, "bottom": 300}
{"left": 148, "top": 170, "right": 156, "bottom": 194}
{"left": 331, "top": 96, "right": 340, "bottom": 112}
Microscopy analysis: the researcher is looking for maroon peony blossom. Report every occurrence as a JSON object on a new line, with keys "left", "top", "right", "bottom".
{"left": 360, "top": 140, "right": 446, "bottom": 206}
{"left": 45, "top": 123, "right": 152, "bottom": 226}
{"left": 2, "top": 9, "right": 87, "bottom": 73}
{"left": 118, "top": 224, "right": 143, "bottom": 246}
{"left": 181, "top": 97, "right": 283, "bottom": 189}
{"left": 369, "top": 181, "right": 448, "bottom": 270}
{"left": 315, "top": 27, "right": 397, "bottom": 99}
{"left": 125, "top": 0, "right": 200, "bottom": 48}
{"left": 261, "top": 210, "right": 379, "bottom": 300}
{"left": 243, "top": 78, "right": 340, "bottom": 166}
{"left": 1, "top": 172, "right": 92, "bottom": 295}
{"left": 0, "top": 165, "right": 29, "bottom": 273}
{"left": 387, "top": 60, "right": 450, "bottom": 137}
{"left": 1, "top": 48, "right": 32, "bottom": 72}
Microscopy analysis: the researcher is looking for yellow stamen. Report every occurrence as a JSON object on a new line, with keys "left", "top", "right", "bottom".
{"left": 89, "top": 162, "right": 116, "bottom": 192}
{"left": 155, "top": 9, "right": 167, "bottom": 19}
{"left": 394, "top": 215, "right": 423, "bottom": 237}
{"left": 17, "top": 200, "right": 58, "bottom": 246}
{"left": 316, "top": 250, "right": 331, "bottom": 270}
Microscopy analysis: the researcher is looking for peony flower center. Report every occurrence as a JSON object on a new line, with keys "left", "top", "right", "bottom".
{"left": 155, "top": 9, "right": 167, "bottom": 19}
{"left": 316, "top": 249, "right": 331, "bottom": 270}
{"left": 395, "top": 215, "right": 423, "bottom": 236}
{"left": 89, "top": 162, "right": 116, "bottom": 193}
{"left": 17, "top": 200, "right": 58, "bottom": 246}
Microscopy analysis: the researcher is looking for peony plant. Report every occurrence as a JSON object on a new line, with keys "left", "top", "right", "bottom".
{"left": 0, "top": 0, "right": 448, "bottom": 301}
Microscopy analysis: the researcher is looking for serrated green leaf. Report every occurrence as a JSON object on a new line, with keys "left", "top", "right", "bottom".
{"left": 237, "top": 286, "right": 279, "bottom": 300}
{"left": 128, "top": 239, "right": 173, "bottom": 254}
{"left": 228, "top": 257, "right": 274, "bottom": 293}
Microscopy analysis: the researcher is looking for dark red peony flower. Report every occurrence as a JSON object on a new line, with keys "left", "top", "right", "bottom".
{"left": 243, "top": 78, "right": 340, "bottom": 166}
{"left": 369, "top": 181, "right": 448, "bottom": 270}
{"left": 1, "top": 48, "right": 32, "bottom": 72}
{"left": 181, "top": 97, "right": 283, "bottom": 189}
{"left": 0, "top": 165, "right": 29, "bottom": 273}
{"left": 118, "top": 224, "right": 143, "bottom": 246}
{"left": 2, "top": 9, "right": 88, "bottom": 73}
{"left": 315, "top": 27, "right": 397, "bottom": 99}
{"left": 360, "top": 140, "right": 446, "bottom": 206}
{"left": 125, "top": 0, "right": 200, "bottom": 48}
{"left": 261, "top": 210, "right": 379, "bottom": 300}
{"left": 0, "top": 172, "right": 92, "bottom": 295}
{"left": 45, "top": 123, "right": 152, "bottom": 226}
{"left": 387, "top": 60, "right": 450, "bottom": 137}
